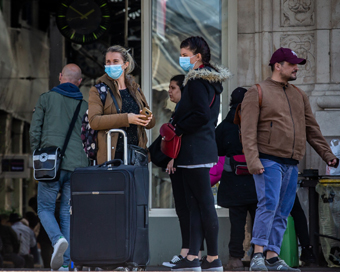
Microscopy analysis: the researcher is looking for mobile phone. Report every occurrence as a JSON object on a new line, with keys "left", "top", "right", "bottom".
{"left": 140, "top": 107, "right": 152, "bottom": 120}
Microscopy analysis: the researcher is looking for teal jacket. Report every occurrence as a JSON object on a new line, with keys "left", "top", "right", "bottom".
{"left": 29, "top": 90, "right": 89, "bottom": 172}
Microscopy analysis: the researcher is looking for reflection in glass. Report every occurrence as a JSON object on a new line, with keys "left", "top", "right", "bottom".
{"left": 151, "top": 0, "right": 224, "bottom": 208}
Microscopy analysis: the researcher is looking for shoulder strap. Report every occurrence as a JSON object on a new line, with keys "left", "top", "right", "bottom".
{"left": 95, "top": 83, "right": 121, "bottom": 113}
{"left": 61, "top": 100, "right": 83, "bottom": 157}
{"left": 107, "top": 87, "right": 121, "bottom": 113}
{"left": 209, "top": 93, "right": 216, "bottom": 108}
{"left": 291, "top": 84, "right": 304, "bottom": 99}
{"left": 255, "top": 84, "right": 263, "bottom": 107}
{"left": 94, "top": 83, "right": 108, "bottom": 106}
{"left": 199, "top": 80, "right": 217, "bottom": 108}
{"left": 233, "top": 84, "right": 262, "bottom": 125}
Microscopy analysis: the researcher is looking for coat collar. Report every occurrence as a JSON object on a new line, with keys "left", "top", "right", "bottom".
{"left": 183, "top": 65, "right": 232, "bottom": 86}
{"left": 265, "top": 77, "right": 289, "bottom": 88}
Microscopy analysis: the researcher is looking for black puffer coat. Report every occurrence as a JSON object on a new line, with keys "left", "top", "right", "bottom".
{"left": 216, "top": 106, "right": 257, "bottom": 208}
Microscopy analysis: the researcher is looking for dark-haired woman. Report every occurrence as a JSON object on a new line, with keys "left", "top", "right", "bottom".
{"left": 215, "top": 87, "right": 257, "bottom": 270}
{"left": 163, "top": 75, "right": 204, "bottom": 267}
{"left": 170, "top": 36, "right": 231, "bottom": 271}
{"left": 88, "top": 45, "right": 155, "bottom": 164}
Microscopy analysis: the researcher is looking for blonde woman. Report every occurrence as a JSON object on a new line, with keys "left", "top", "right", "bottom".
{"left": 88, "top": 45, "right": 155, "bottom": 164}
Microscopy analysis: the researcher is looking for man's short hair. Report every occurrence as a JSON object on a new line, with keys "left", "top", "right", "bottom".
{"left": 270, "top": 61, "right": 284, "bottom": 72}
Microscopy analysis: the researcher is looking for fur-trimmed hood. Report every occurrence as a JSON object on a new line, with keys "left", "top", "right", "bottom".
{"left": 183, "top": 65, "right": 232, "bottom": 87}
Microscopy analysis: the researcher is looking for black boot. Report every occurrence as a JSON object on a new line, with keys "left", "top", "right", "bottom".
{"left": 300, "top": 245, "right": 316, "bottom": 265}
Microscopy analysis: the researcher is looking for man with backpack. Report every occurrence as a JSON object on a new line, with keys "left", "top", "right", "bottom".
{"left": 240, "top": 48, "right": 339, "bottom": 271}
{"left": 30, "top": 64, "right": 89, "bottom": 271}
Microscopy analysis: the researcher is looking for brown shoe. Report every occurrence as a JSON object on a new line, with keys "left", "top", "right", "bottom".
{"left": 225, "top": 256, "right": 244, "bottom": 271}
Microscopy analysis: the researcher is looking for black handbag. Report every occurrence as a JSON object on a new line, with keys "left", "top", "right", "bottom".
{"left": 33, "top": 100, "right": 82, "bottom": 182}
{"left": 148, "top": 134, "right": 171, "bottom": 168}
{"left": 128, "top": 144, "right": 148, "bottom": 166}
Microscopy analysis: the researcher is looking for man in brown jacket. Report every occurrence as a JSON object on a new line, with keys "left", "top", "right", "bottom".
{"left": 241, "top": 48, "right": 339, "bottom": 271}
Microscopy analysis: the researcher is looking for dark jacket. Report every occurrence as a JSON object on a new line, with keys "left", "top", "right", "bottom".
{"left": 30, "top": 85, "right": 89, "bottom": 171}
{"left": 0, "top": 224, "right": 20, "bottom": 254}
{"left": 173, "top": 66, "right": 230, "bottom": 165}
{"left": 215, "top": 106, "right": 257, "bottom": 208}
{"left": 241, "top": 77, "right": 338, "bottom": 174}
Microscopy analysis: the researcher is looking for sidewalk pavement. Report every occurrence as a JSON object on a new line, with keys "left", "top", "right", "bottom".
{"left": 2, "top": 266, "right": 340, "bottom": 271}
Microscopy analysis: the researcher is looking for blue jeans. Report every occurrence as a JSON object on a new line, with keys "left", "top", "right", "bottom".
{"left": 37, "top": 170, "right": 72, "bottom": 266}
{"left": 251, "top": 159, "right": 298, "bottom": 254}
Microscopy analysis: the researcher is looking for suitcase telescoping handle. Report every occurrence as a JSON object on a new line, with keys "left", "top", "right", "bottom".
{"left": 107, "top": 129, "right": 128, "bottom": 165}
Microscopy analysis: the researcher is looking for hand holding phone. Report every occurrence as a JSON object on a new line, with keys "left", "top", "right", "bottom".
{"left": 140, "top": 107, "right": 152, "bottom": 120}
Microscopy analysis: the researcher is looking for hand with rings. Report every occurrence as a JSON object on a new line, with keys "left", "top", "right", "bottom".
{"left": 166, "top": 159, "right": 176, "bottom": 174}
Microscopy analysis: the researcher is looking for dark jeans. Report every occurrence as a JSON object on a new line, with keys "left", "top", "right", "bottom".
{"left": 229, "top": 204, "right": 257, "bottom": 258}
{"left": 170, "top": 168, "right": 204, "bottom": 251}
{"left": 180, "top": 167, "right": 219, "bottom": 256}
{"left": 3, "top": 253, "right": 25, "bottom": 268}
{"left": 290, "top": 194, "right": 310, "bottom": 247}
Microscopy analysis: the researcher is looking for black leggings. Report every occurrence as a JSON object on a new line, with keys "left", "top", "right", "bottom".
{"left": 290, "top": 194, "right": 310, "bottom": 247}
{"left": 180, "top": 167, "right": 219, "bottom": 256}
{"left": 170, "top": 168, "right": 204, "bottom": 251}
{"left": 229, "top": 204, "right": 257, "bottom": 258}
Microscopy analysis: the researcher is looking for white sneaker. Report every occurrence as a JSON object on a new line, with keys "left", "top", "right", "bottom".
{"left": 163, "top": 255, "right": 184, "bottom": 268}
{"left": 50, "top": 237, "right": 69, "bottom": 270}
{"left": 51, "top": 266, "right": 69, "bottom": 271}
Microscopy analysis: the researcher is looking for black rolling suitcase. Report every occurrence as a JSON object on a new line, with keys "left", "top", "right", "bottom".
{"left": 70, "top": 129, "right": 149, "bottom": 270}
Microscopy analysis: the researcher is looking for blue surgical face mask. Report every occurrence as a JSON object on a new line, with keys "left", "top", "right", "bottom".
{"left": 179, "top": 55, "right": 197, "bottom": 72}
{"left": 105, "top": 65, "right": 124, "bottom": 79}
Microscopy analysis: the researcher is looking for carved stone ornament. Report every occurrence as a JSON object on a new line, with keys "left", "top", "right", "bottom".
{"left": 281, "top": 0, "right": 315, "bottom": 27}
{"left": 280, "top": 34, "right": 315, "bottom": 78}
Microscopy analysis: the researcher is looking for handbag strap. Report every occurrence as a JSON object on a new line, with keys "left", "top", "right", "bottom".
{"left": 172, "top": 83, "right": 216, "bottom": 121}
{"left": 61, "top": 100, "right": 83, "bottom": 157}
{"left": 200, "top": 80, "right": 216, "bottom": 108}
{"left": 209, "top": 93, "right": 216, "bottom": 107}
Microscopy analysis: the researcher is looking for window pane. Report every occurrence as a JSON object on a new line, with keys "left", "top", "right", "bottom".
{"left": 151, "top": 0, "right": 224, "bottom": 208}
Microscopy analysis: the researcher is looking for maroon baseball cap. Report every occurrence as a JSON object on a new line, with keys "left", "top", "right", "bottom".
{"left": 269, "top": 47, "right": 306, "bottom": 66}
